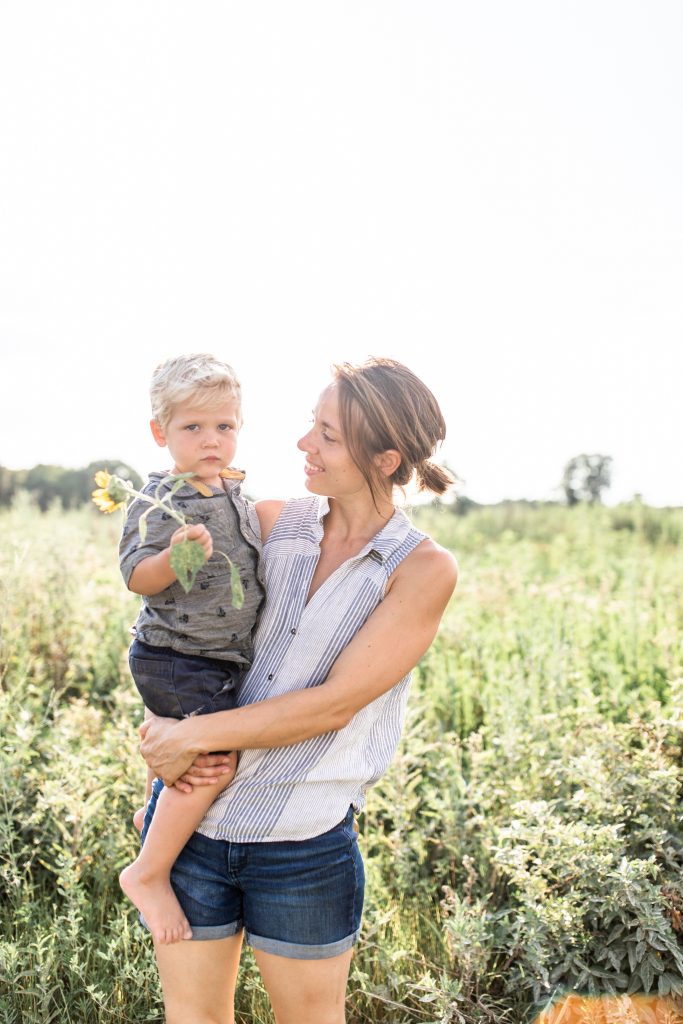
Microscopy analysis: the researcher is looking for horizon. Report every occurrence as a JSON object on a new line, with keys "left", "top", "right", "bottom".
{"left": 1, "top": 453, "right": 679, "bottom": 511}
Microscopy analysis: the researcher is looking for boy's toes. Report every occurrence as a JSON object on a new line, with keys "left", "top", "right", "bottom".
{"left": 132, "top": 807, "right": 146, "bottom": 833}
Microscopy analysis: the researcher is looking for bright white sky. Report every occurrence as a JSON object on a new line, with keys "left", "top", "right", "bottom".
{"left": 1, "top": 2, "right": 681, "bottom": 505}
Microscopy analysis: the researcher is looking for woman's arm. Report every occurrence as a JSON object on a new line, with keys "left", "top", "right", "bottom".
{"left": 140, "top": 539, "right": 457, "bottom": 787}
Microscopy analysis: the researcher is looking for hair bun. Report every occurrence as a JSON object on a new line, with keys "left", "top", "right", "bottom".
{"left": 417, "top": 460, "right": 454, "bottom": 496}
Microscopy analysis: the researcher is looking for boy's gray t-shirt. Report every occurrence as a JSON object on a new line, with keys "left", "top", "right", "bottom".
{"left": 119, "top": 471, "right": 265, "bottom": 664}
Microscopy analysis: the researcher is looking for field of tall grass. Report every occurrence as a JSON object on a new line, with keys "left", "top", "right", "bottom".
{"left": 1, "top": 496, "right": 682, "bottom": 1022}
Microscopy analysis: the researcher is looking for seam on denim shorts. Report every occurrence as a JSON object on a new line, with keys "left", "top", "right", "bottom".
{"left": 349, "top": 824, "right": 359, "bottom": 938}
{"left": 187, "top": 921, "right": 244, "bottom": 942}
{"left": 245, "top": 927, "right": 361, "bottom": 960}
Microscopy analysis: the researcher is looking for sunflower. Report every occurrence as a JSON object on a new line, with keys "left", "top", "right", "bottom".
{"left": 92, "top": 470, "right": 128, "bottom": 513}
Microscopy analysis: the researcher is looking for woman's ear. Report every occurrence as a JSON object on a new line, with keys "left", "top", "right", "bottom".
{"left": 150, "top": 418, "right": 168, "bottom": 448}
{"left": 374, "top": 449, "right": 401, "bottom": 478}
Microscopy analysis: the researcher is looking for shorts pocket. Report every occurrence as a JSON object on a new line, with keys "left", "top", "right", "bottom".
{"left": 129, "top": 656, "right": 184, "bottom": 719}
{"left": 170, "top": 656, "right": 242, "bottom": 716}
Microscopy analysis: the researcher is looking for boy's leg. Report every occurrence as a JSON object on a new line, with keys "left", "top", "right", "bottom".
{"left": 120, "top": 762, "right": 236, "bottom": 945}
{"left": 134, "top": 715, "right": 156, "bottom": 832}
{"left": 133, "top": 764, "right": 155, "bottom": 832}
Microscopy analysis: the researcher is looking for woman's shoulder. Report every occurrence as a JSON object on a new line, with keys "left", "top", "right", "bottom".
{"left": 254, "top": 499, "right": 287, "bottom": 543}
{"left": 254, "top": 496, "right": 323, "bottom": 544}
{"left": 390, "top": 534, "right": 458, "bottom": 598}
{"left": 255, "top": 493, "right": 327, "bottom": 548}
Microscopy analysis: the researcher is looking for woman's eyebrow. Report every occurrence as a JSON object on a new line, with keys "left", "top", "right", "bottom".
{"left": 312, "top": 409, "right": 340, "bottom": 433}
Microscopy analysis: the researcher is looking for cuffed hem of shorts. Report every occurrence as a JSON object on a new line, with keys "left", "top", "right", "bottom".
{"left": 245, "top": 926, "right": 361, "bottom": 960}
{"left": 139, "top": 913, "right": 243, "bottom": 942}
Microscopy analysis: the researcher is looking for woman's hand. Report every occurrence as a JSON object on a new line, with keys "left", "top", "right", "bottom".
{"left": 139, "top": 715, "right": 232, "bottom": 792}
{"left": 139, "top": 715, "right": 194, "bottom": 789}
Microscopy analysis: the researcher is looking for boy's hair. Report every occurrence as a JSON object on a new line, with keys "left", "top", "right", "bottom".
{"left": 150, "top": 353, "right": 241, "bottom": 428}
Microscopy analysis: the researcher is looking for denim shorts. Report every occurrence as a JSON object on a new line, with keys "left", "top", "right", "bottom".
{"left": 128, "top": 639, "right": 243, "bottom": 719}
{"left": 140, "top": 779, "right": 365, "bottom": 959}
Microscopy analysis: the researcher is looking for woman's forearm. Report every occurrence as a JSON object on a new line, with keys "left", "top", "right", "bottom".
{"left": 187, "top": 684, "right": 350, "bottom": 755}
{"left": 141, "top": 546, "right": 457, "bottom": 785}
{"left": 139, "top": 684, "right": 349, "bottom": 786}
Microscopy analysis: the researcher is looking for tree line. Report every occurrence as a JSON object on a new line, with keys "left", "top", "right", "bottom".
{"left": 0, "top": 462, "right": 143, "bottom": 511}
{"left": 0, "top": 453, "right": 613, "bottom": 513}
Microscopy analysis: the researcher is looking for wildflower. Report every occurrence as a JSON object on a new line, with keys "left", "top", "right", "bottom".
{"left": 91, "top": 470, "right": 128, "bottom": 513}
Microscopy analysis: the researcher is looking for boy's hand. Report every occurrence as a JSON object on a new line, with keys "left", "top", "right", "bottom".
{"left": 174, "top": 751, "right": 238, "bottom": 793}
{"left": 170, "top": 523, "right": 213, "bottom": 561}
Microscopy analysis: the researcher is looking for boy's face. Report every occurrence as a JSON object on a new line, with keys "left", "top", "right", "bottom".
{"left": 151, "top": 396, "right": 241, "bottom": 487}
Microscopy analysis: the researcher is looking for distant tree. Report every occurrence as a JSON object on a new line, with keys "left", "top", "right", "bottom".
{"left": 0, "top": 460, "right": 143, "bottom": 510}
{"left": 562, "top": 454, "right": 613, "bottom": 506}
{"left": 25, "top": 464, "right": 64, "bottom": 511}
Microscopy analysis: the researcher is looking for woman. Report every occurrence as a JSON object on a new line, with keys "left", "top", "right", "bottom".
{"left": 139, "top": 358, "right": 458, "bottom": 1024}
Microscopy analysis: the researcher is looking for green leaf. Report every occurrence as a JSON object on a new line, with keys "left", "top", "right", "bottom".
{"left": 167, "top": 476, "right": 192, "bottom": 499}
{"left": 658, "top": 972, "right": 671, "bottom": 996}
{"left": 230, "top": 561, "right": 244, "bottom": 610}
{"left": 214, "top": 551, "right": 245, "bottom": 609}
{"left": 668, "top": 972, "right": 683, "bottom": 995}
{"left": 641, "top": 958, "right": 654, "bottom": 993}
{"left": 155, "top": 472, "right": 194, "bottom": 501}
{"left": 627, "top": 942, "right": 638, "bottom": 974}
{"left": 138, "top": 507, "right": 153, "bottom": 544}
{"left": 169, "top": 539, "right": 206, "bottom": 593}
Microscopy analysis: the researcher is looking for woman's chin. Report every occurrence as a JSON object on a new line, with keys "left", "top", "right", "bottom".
{"left": 305, "top": 479, "right": 336, "bottom": 503}
{"left": 304, "top": 474, "right": 324, "bottom": 493}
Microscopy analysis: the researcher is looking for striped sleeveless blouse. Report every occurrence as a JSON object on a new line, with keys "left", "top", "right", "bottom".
{"left": 197, "top": 495, "right": 427, "bottom": 843}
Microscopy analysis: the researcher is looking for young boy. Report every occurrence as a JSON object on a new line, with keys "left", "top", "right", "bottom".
{"left": 118, "top": 353, "right": 265, "bottom": 944}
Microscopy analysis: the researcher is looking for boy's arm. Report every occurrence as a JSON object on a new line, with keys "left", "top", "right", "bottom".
{"left": 127, "top": 524, "right": 213, "bottom": 596}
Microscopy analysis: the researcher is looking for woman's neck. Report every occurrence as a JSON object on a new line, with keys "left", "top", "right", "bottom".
{"left": 322, "top": 491, "right": 395, "bottom": 547}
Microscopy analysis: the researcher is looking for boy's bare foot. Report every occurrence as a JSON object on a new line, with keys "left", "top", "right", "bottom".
{"left": 119, "top": 862, "right": 193, "bottom": 944}
{"left": 133, "top": 807, "right": 146, "bottom": 833}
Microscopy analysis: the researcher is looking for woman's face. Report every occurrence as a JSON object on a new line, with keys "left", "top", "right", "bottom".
{"left": 297, "top": 384, "right": 368, "bottom": 499}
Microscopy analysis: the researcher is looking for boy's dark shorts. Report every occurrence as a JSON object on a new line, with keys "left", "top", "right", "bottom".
{"left": 128, "top": 638, "right": 243, "bottom": 719}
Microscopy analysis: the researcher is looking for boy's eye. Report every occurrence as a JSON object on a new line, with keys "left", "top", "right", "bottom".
{"left": 184, "top": 424, "right": 199, "bottom": 431}
{"left": 218, "top": 423, "right": 234, "bottom": 432}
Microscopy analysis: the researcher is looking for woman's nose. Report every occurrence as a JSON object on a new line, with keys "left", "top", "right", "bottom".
{"left": 297, "top": 429, "right": 314, "bottom": 452}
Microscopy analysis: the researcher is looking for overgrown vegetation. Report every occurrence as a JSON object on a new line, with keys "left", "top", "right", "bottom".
{"left": 1, "top": 497, "right": 682, "bottom": 1022}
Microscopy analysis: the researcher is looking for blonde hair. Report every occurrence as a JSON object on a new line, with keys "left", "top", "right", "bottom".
{"left": 333, "top": 357, "right": 453, "bottom": 505}
{"left": 150, "top": 353, "right": 241, "bottom": 428}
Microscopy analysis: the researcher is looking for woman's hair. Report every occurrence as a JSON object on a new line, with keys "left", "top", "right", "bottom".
{"left": 332, "top": 357, "right": 453, "bottom": 504}
{"left": 150, "top": 353, "right": 241, "bottom": 428}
